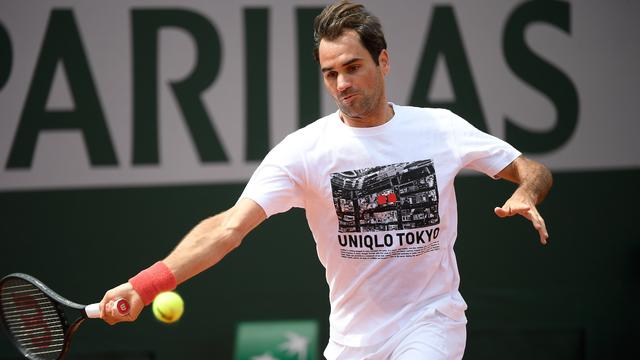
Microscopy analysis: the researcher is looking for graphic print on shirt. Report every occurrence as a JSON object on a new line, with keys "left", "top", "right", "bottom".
{"left": 330, "top": 159, "right": 441, "bottom": 260}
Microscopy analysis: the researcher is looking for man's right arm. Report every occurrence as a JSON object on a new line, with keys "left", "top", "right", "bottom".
{"left": 99, "top": 197, "right": 267, "bottom": 324}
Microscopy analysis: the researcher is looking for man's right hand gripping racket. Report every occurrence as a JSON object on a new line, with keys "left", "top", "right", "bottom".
{"left": 0, "top": 273, "right": 129, "bottom": 360}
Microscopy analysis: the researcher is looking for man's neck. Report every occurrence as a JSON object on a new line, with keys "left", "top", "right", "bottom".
{"left": 340, "top": 103, "right": 395, "bottom": 128}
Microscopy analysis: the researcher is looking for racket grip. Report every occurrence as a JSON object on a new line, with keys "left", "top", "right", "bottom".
{"left": 85, "top": 303, "right": 101, "bottom": 318}
{"left": 85, "top": 298, "right": 130, "bottom": 319}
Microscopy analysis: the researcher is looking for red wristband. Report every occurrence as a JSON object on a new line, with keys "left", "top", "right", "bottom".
{"left": 128, "top": 261, "right": 177, "bottom": 305}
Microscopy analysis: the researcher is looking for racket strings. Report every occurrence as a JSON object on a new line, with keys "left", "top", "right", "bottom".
{"left": 1, "top": 279, "right": 66, "bottom": 359}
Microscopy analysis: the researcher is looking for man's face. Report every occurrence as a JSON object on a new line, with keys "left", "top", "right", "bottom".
{"left": 318, "top": 30, "right": 389, "bottom": 122}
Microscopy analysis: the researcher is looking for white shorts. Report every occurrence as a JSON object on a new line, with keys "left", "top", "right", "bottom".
{"left": 324, "top": 309, "right": 467, "bottom": 360}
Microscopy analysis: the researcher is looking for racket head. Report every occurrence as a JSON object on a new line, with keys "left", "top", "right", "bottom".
{"left": 0, "top": 273, "right": 86, "bottom": 360}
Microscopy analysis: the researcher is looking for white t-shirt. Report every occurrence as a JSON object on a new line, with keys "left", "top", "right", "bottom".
{"left": 240, "top": 104, "right": 521, "bottom": 347}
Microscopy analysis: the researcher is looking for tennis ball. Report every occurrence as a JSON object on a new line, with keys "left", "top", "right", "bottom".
{"left": 152, "top": 291, "right": 184, "bottom": 324}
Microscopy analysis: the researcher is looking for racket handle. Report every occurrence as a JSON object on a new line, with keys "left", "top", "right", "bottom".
{"left": 85, "top": 298, "right": 130, "bottom": 319}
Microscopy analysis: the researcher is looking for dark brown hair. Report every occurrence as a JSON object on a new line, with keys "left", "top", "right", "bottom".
{"left": 313, "top": 1, "right": 387, "bottom": 65}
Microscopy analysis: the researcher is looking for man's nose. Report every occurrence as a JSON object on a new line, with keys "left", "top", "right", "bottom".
{"left": 337, "top": 74, "right": 352, "bottom": 93}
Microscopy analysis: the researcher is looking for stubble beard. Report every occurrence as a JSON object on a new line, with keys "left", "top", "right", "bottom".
{"left": 339, "top": 94, "right": 371, "bottom": 120}
{"left": 337, "top": 87, "right": 383, "bottom": 121}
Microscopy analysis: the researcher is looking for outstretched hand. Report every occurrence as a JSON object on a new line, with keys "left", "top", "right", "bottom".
{"left": 495, "top": 196, "right": 548, "bottom": 245}
{"left": 493, "top": 156, "right": 552, "bottom": 245}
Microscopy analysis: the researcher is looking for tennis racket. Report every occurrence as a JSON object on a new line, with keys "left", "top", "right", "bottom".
{"left": 0, "top": 273, "right": 130, "bottom": 360}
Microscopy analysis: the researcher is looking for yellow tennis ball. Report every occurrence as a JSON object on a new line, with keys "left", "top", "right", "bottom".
{"left": 152, "top": 291, "right": 184, "bottom": 324}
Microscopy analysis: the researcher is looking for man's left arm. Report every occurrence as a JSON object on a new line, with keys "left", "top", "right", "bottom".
{"left": 494, "top": 156, "right": 553, "bottom": 245}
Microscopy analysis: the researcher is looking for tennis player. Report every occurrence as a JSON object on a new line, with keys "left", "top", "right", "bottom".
{"left": 100, "top": 1, "right": 552, "bottom": 359}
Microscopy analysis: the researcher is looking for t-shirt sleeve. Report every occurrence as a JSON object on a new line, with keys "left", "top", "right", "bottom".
{"left": 239, "top": 138, "right": 306, "bottom": 218}
{"left": 447, "top": 110, "right": 522, "bottom": 178}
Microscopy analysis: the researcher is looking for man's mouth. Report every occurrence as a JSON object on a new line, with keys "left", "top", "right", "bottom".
{"left": 341, "top": 93, "right": 357, "bottom": 102}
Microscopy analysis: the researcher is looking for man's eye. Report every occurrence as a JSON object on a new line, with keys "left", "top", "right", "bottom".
{"left": 326, "top": 72, "right": 337, "bottom": 79}
{"left": 348, "top": 65, "right": 360, "bottom": 73}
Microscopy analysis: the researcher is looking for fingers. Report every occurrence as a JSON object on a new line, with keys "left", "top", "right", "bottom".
{"left": 100, "top": 296, "right": 128, "bottom": 325}
{"left": 494, "top": 204, "right": 530, "bottom": 218}
{"left": 99, "top": 283, "right": 144, "bottom": 325}
{"left": 495, "top": 201, "right": 549, "bottom": 245}
{"left": 529, "top": 208, "right": 549, "bottom": 245}
{"left": 102, "top": 300, "right": 128, "bottom": 324}
{"left": 494, "top": 206, "right": 508, "bottom": 218}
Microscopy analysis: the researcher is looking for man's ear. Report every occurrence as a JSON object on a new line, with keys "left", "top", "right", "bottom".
{"left": 378, "top": 49, "right": 390, "bottom": 75}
